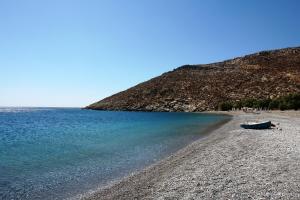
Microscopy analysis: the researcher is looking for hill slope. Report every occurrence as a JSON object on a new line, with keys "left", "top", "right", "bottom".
{"left": 86, "top": 47, "right": 300, "bottom": 112}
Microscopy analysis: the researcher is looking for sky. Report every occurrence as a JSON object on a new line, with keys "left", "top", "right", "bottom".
{"left": 1, "top": 0, "right": 300, "bottom": 107}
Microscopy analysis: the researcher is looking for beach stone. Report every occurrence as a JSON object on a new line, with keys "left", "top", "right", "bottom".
{"left": 84, "top": 111, "right": 300, "bottom": 200}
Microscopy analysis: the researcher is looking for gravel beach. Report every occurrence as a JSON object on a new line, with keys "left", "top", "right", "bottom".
{"left": 84, "top": 111, "right": 300, "bottom": 200}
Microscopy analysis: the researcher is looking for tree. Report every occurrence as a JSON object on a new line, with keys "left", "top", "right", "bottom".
{"left": 218, "top": 102, "right": 233, "bottom": 111}
{"left": 268, "top": 99, "right": 279, "bottom": 110}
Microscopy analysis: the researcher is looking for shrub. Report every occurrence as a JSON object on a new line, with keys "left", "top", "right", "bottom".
{"left": 218, "top": 102, "right": 233, "bottom": 111}
{"left": 242, "top": 98, "right": 256, "bottom": 108}
{"left": 216, "top": 93, "right": 300, "bottom": 111}
{"left": 268, "top": 99, "right": 279, "bottom": 110}
{"left": 279, "top": 102, "right": 288, "bottom": 110}
{"left": 258, "top": 99, "right": 271, "bottom": 109}
{"left": 282, "top": 93, "right": 300, "bottom": 110}
{"left": 233, "top": 101, "right": 243, "bottom": 109}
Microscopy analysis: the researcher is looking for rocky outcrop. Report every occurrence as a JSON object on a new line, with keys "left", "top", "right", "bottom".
{"left": 86, "top": 47, "right": 300, "bottom": 112}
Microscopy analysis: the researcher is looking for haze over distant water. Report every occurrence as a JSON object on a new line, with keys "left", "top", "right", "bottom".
{"left": 0, "top": 108, "right": 228, "bottom": 199}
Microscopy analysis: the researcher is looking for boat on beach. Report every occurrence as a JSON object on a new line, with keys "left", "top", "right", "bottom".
{"left": 240, "top": 121, "right": 272, "bottom": 129}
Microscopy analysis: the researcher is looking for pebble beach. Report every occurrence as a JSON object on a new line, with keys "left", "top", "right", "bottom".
{"left": 84, "top": 111, "right": 300, "bottom": 200}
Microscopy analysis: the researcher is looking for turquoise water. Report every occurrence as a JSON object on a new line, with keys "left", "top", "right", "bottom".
{"left": 0, "top": 108, "right": 228, "bottom": 199}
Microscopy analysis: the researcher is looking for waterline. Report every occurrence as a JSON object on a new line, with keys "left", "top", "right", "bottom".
{"left": 0, "top": 108, "right": 229, "bottom": 199}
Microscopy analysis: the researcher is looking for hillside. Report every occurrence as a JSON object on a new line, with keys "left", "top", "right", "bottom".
{"left": 86, "top": 47, "right": 300, "bottom": 112}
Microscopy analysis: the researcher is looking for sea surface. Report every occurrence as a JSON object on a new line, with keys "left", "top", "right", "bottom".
{"left": 0, "top": 107, "right": 228, "bottom": 199}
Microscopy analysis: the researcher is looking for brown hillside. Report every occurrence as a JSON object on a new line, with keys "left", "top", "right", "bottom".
{"left": 86, "top": 47, "right": 300, "bottom": 112}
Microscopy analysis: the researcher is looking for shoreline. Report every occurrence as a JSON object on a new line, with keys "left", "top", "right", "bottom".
{"left": 73, "top": 113, "right": 232, "bottom": 200}
{"left": 82, "top": 111, "right": 300, "bottom": 200}
{"left": 79, "top": 113, "right": 232, "bottom": 200}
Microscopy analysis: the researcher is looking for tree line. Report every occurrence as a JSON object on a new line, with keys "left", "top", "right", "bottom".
{"left": 218, "top": 93, "right": 300, "bottom": 111}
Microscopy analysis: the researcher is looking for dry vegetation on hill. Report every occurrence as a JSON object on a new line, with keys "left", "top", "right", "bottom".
{"left": 87, "top": 47, "right": 300, "bottom": 112}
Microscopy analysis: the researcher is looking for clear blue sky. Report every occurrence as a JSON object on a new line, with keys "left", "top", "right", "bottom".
{"left": 1, "top": 0, "right": 300, "bottom": 107}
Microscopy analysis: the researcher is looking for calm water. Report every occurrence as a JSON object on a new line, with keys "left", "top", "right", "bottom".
{"left": 0, "top": 108, "right": 228, "bottom": 199}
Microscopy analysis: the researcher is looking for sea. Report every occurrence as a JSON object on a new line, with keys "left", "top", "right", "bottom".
{"left": 0, "top": 107, "right": 229, "bottom": 199}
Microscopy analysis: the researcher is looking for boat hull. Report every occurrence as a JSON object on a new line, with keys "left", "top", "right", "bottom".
{"left": 240, "top": 121, "right": 272, "bottom": 129}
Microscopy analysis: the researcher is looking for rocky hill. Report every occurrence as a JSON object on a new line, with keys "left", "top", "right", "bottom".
{"left": 86, "top": 47, "right": 300, "bottom": 112}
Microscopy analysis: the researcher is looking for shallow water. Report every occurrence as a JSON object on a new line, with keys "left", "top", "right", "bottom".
{"left": 0, "top": 108, "right": 228, "bottom": 199}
